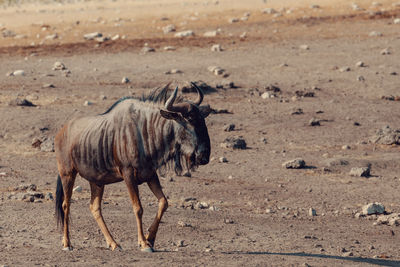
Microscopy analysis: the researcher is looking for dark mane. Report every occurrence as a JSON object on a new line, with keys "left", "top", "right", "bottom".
{"left": 100, "top": 84, "right": 183, "bottom": 115}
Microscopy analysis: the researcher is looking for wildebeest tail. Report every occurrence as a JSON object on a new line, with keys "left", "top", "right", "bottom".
{"left": 55, "top": 174, "right": 64, "bottom": 228}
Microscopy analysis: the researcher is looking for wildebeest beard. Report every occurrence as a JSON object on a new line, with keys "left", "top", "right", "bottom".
{"left": 158, "top": 144, "right": 197, "bottom": 177}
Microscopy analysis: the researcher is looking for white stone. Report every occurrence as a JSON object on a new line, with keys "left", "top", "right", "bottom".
{"left": 53, "top": 62, "right": 66, "bottom": 71}
{"left": 219, "top": 157, "right": 228, "bottom": 163}
{"left": 356, "top": 61, "right": 365, "bottom": 67}
{"left": 142, "top": 46, "right": 155, "bottom": 53}
{"left": 121, "top": 77, "right": 130, "bottom": 84}
{"left": 339, "top": 66, "right": 351, "bottom": 72}
{"left": 229, "top": 18, "right": 239, "bottom": 23}
{"left": 369, "top": 31, "right": 382, "bottom": 37}
{"left": 394, "top": 18, "right": 400, "bottom": 24}
{"left": 240, "top": 32, "right": 247, "bottom": 38}
{"left": 165, "top": 69, "right": 182, "bottom": 75}
{"left": 12, "top": 70, "right": 25, "bottom": 76}
{"left": 83, "top": 101, "right": 93, "bottom": 106}
{"left": 349, "top": 167, "right": 370, "bottom": 177}
{"left": 84, "top": 32, "right": 102, "bottom": 40}
{"left": 73, "top": 186, "right": 82, "bottom": 193}
{"left": 299, "top": 44, "right": 309, "bottom": 50}
{"left": 203, "top": 31, "right": 218, "bottom": 37}
{"left": 282, "top": 158, "right": 306, "bottom": 169}
{"left": 45, "top": 33, "right": 58, "bottom": 40}
{"left": 174, "top": 30, "right": 194, "bottom": 37}
{"left": 361, "top": 203, "right": 385, "bottom": 215}
{"left": 262, "top": 8, "right": 277, "bottom": 14}
{"left": 380, "top": 48, "right": 391, "bottom": 55}
{"left": 164, "top": 46, "right": 176, "bottom": 51}
{"left": 162, "top": 24, "right": 176, "bottom": 34}
{"left": 211, "top": 44, "right": 223, "bottom": 52}
{"left": 111, "top": 34, "right": 120, "bottom": 41}
{"left": 309, "top": 208, "right": 317, "bottom": 216}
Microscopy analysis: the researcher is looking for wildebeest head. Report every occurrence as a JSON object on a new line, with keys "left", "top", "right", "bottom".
{"left": 160, "top": 83, "right": 211, "bottom": 169}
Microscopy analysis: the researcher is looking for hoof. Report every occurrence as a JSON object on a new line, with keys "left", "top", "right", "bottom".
{"left": 109, "top": 243, "right": 122, "bottom": 251}
{"left": 62, "top": 246, "right": 73, "bottom": 251}
{"left": 141, "top": 247, "right": 154, "bottom": 253}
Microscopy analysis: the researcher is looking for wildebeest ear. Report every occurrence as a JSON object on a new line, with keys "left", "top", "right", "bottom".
{"left": 198, "top": 105, "right": 212, "bottom": 118}
{"left": 160, "top": 109, "right": 184, "bottom": 122}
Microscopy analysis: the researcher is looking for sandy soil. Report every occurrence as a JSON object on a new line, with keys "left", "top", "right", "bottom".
{"left": 1, "top": 0, "right": 400, "bottom": 266}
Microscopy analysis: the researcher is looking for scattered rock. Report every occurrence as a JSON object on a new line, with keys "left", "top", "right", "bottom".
{"left": 369, "top": 31, "right": 383, "bottom": 37}
{"left": 349, "top": 166, "right": 370, "bottom": 177}
{"left": 9, "top": 98, "right": 35, "bottom": 107}
{"left": 299, "top": 44, "right": 309, "bottom": 50}
{"left": 219, "top": 157, "right": 228, "bottom": 163}
{"left": 262, "top": 8, "right": 277, "bottom": 14}
{"left": 362, "top": 203, "right": 385, "bottom": 215}
{"left": 224, "top": 218, "right": 234, "bottom": 224}
{"left": 165, "top": 69, "right": 183, "bottom": 75}
{"left": 309, "top": 208, "right": 317, "bottom": 216}
{"left": 164, "top": 46, "right": 176, "bottom": 51}
{"left": 356, "top": 61, "right": 366, "bottom": 67}
{"left": 291, "top": 108, "right": 303, "bottom": 115}
{"left": 45, "top": 192, "right": 54, "bottom": 201}
{"left": 223, "top": 124, "right": 235, "bottom": 132}
{"left": 339, "top": 66, "right": 351, "bottom": 72}
{"left": 394, "top": 18, "right": 400, "bottom": 24}
{"left": 174, "top": 30, "right": 194, "bottom": 37}
{"left": 357, "top": 76, "right": 365, "bottom": 82}
{"left": 142, "top": 46, "right": 155, "bottom": 53}
{"left": 325, "top": 158, "right": 349, "bottom": 167}
{"left": 121, "top": 77, "right": 130, "bottom": 84}
{"left": 12, "top": 70, "right": 25, "bottom": 76}
{"left": 240, "top": 32, "right": 247, "bottom": 38}
{"left": 369, "top": 125, "right": 400, "bottom": 145}
{"left": 207, "top": 66, "right": 225, "bottom": 76}
{"left": 295, "top": 90, "right": 314, "bottom": 97}
{"left": 380, "top": 48, "right": 391, "bottom": 55}
{"left": 309, "top": 118, "right": 320, "bottom": 126}
{"left": 310, "top": 4, "right": 320, "bottom": 8}
{"left": 282, "top": 158, "right": 306, "bottom": 169}
{"left": 84, "top": 32, "right": 102, "bottom": 40}
{"left": 40, "top": 137, "right": 55, "bottom": 152}
{"left": 195, "top": 201, "right": 210, "bottom": 209}
{"left": 73, "top": 186, "right": 83, "bottom": 193}
{"left": 342, "top": 145, "right": 351, "bottom": 150}
{"left": 211, "top": 44, "right": 223, "bottom": 52}
{"left": 53, "top": 62, "right": 66, "bottom": 71}
{"left": 203, "top": 31, "right": 219, "bottom": 37}
{"left": 177, "top": 221, "right": 192, "bottom": 227}
{"left": 181, "top": 80, "right": 216, "bottom": 93}
{"left": 229, "top": 18, "right": 239, "bottom": 23}
{"left": 42, "top": 83, "right": 55, "bottom": 88}
{"left": 45, "top": 33, "right": 58, "bottom": 40}
{"left": 15, "top": 184, "right": 37, "bottom": 191}
{"left": 221, "top": 137, "right": 247, "bottom": 149}
{"left": 162, "top": 24, "right": 176, "bottom": 34}
{"left": 82, "top": 101, "right": 93, "bottom": 107}
{"left": 376, "top": 213, "right": 400, "bottom": 226}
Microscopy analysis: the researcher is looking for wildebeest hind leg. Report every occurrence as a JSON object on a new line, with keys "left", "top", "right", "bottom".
{"left": 60, "top": 171, "right": 76, "bottom": 250}
{"left": 146, "top": 174, "right": 168, "bottom": 248}
{"left": 89, "top": 182, "right": 120, "bottom": 251}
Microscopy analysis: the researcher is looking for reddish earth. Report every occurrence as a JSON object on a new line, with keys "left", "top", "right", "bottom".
{"left": 1, "top": 0, "right": 400, "bottom": 266}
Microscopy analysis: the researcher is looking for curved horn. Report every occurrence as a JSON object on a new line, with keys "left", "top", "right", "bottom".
{"left": 165, "top": 86, "right": 190, "bottom": 113}
{"left": 165, "top": 86, "right": 178, "bottom": 111}
{"left": 191, "top": 82, "right": 204, "bottom": 106}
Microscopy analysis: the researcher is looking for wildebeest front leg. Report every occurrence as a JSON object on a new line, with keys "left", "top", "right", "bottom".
{"left": 146, "top": 174, "right": 168, "bottom": 248}
{"left": 123, "top": 169, "right": 153, "bottom": 252}
{"left": 89, "top": 182, "right": 120, "bottom": 251}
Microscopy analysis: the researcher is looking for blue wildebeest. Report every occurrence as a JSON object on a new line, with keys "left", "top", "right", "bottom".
{"left": 55, "top": 83, "right": 211, "bottom": 252}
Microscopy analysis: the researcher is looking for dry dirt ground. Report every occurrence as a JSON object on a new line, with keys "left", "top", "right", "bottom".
{"left": 1, "top": 0, "right": 400, "bottom": 266}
